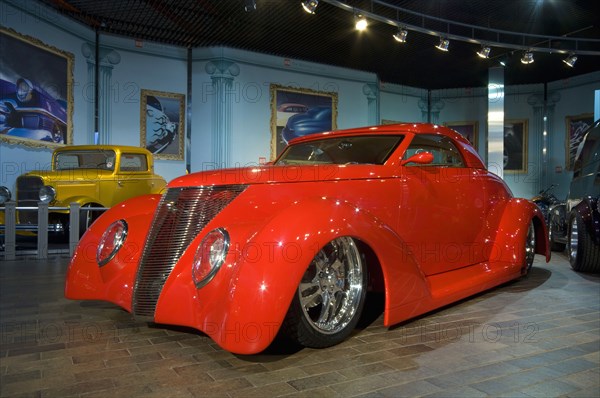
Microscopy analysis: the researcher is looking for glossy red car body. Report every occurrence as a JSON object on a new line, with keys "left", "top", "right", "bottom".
{"left": 65, "top": 123, "right": 550, "bottom": 354}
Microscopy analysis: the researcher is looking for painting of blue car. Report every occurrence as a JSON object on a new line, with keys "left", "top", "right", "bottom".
{"left": 0, "top": 77, "right": 67, "bottom": 144}
{"left": 282, "top": 106, "right": 333, "bottom": 143}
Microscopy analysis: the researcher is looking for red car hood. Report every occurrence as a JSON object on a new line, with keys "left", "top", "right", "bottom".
{"left": 168, "top": 164, "right": 391, "bottom": 187}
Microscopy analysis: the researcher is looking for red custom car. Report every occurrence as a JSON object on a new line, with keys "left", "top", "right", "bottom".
{"left": 65, "top": 123, "right": 550, "bottom": 354}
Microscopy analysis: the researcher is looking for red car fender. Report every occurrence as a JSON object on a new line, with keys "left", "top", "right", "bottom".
{"left": 493, "top": 198, "right": 550, "bottom": 267}
{"left": 153, "top": 196, "right": 428, "bottom": 354}
{"left": 65, "top": 194, "right": 162, "bottom": 309}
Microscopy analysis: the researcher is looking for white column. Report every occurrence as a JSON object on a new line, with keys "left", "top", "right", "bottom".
{"left": 487, "top": 67, "right": 504, "bottom": 179}
{"left": 205, "top": 60, "right": 240, "bottom": 167}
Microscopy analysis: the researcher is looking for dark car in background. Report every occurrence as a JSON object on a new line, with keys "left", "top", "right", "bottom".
{"left": 549, "top": 119, "right": 600, "bottom": 272}
{"left": 281, "top": 106, "right": 332, "bottom": 143}
{"left": 0, "top": 77, "right": 67, "bottom": 143}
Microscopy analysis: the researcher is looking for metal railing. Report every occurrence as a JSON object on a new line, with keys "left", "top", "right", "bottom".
{"left": 0, "top": 202, "right": 107, "bottom": 260}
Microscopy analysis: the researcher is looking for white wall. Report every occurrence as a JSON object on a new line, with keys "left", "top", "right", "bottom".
{"left": 431, "top": 75, "right": 599, "bottom": 199}
{"left": 380, "top": 83, "right": 427, "bottom": 124}
{"left": 190, "top": 46, "right": 376, "bottom": 172}
{"left": 94, "top": 33, "right": 188, "bottom": 181}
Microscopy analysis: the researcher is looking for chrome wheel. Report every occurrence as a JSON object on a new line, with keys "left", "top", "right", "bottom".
{"left": 299, "top": 237, "right": 364, "bottom": 334}
{"left": 281, "top": 236, "right": 367, "bottom": 348}
{"left": 524, "top": 221, "right": 535, "bottom": 272}
{"left": 568, "top": 216, "right": 579, "bottom": 264}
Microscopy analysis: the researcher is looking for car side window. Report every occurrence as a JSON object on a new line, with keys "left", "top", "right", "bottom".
{"left": 404, "top": 134, "right": 465, "bottom": 167}
{"left": 120, "top": 154, "right": 148, "bottom": 172}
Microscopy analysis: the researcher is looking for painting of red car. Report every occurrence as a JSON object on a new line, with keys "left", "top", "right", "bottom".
{"left": 65, "top": 123, "right": 550, "bottom": 354}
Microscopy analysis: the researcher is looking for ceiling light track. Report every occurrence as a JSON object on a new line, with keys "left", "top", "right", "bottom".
{"left": 320, "top": 0, "right": 600, "bottom": 56}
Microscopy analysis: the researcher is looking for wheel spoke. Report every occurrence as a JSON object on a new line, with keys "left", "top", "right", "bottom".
{"left": 317, "top": 291, "right": 337, "bottom": 324}
{"left": 300, "top": 284, "right": 322, "bottom": 308}
{"left": 313, "top": 252, "right": 330, "bottom": 271}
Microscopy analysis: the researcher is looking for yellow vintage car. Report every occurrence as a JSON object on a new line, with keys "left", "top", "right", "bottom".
{"left": 0, "top": 145, "right": 166, "bottom": 236}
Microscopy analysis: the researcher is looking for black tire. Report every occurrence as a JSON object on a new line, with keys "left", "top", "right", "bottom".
{"left": 280, "top": 237, "right": 367, "bottom": 348}
{"left": 549, "top": 220, "right": 566, "bottom": 252}
{"left": 568, "top": 212, "right": 600, "bottom": 273}
{"left": 524, "top": 221, "right": 536, "bottom": 273}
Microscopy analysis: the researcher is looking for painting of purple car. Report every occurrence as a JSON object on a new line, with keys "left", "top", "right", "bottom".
{"left": 0, "top": 77, "right": 67, "bottom": 144}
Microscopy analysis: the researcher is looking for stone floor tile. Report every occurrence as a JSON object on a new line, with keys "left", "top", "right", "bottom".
{"left": 287, "top": 371, "right": 348, "bottom": 391}
{"left": 245, "top": 367, "right": 309, "bottom": 387}
{"left": 421, "top": 385, "right": 488, "bottom": 397}
{"left": 374, "top": 379, "right": 442, "bottom": 397}
{"left": 229, "top": 381, "right": 298, "bottom": 397}
{"left": 469, "top": 366, "right": 563, "bottom": 395}
{"left": 518, "top": 379, "right": 580, "bottom": 397}
{"left": 281, "top": 386, "right": 343, "bottom": 397}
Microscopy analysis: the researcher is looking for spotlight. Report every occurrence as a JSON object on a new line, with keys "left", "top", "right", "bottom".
{"left": 563, "top": 53, "right": 577, "bottom": 67}
{"left": 301, "top": 0, "right": 318, "bottom": 14}
{"left": 477, "top": 45, "right": 491, "bottom": 59}
{"left": 498, "top": 53, "right": 511, "bottom": 67}
{"left": 355, "top": 13, "right": 368, "bottom": 31}
{"left": 393, "top": 28, "right": 408, "bottom": 43}
{"left": 435, "top": 37, "right": 449, "bottom": 51}
{"left": 521, "top": 51, "right": 534, "bottom": 64}
{"left": 244, "top": 0, "right": 256, "bottom": 12}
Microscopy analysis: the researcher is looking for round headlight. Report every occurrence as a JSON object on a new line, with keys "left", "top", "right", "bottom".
{"left": 0, "top": 186, "right": 11, "bottom": 204}
{"left": 16, "top": 78, "right": 33, "bottom": 102}
{"left": 97, "top": 220, "right": 128, "bottom": 267}
{"left": 192, "top": 228, "right": 229, "bottom": 288}
{"left": 39, "top": 185, "right": 56, "bottom": 203}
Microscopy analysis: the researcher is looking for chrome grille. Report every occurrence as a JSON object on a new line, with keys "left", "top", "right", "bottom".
{"left": 132, "top": 185, "right": 247, "bottom": 318}
{"left": 16, "top": 176, "right": 44, "bottom": 224}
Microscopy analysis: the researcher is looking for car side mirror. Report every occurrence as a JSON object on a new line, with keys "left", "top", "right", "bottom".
{"left": 401, "top": 152, "right": 434, "bottom": 166}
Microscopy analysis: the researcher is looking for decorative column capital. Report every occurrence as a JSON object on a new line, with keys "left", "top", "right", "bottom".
{"left": 362, "top": 83, "right": 378, "bottom": 100}
{"left": 205, "top": 60, "right": 240, "bottom": 78}
{"left": 81, "top": 43, "right": 121, "bottom": 67}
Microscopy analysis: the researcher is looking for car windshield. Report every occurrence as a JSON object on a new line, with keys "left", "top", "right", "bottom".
{"left": 54, "top": 150, "right": 116, "bottom": 170}
{"left": 276, "top": 135, "right": 403, "bottom": 165}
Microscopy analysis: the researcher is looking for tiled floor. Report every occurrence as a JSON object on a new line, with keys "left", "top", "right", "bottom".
{"left": 0, "top": 252, "right": 598, "bottom": 397}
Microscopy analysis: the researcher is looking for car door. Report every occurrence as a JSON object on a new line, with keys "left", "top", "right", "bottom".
{"left": 397, "top": 134, "right": 487, "bottom": 275}
{"left": 110, "top": 153, "right": 154, "bottom": 205}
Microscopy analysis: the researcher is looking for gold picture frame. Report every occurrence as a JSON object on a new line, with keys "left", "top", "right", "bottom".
{"left": 140, "top": 89, "right": 185, "bottom": 160}
{"left": 565, "top": 113, "right": 593, "bottom": 170}
{"left": 504, "top": 119, "right": 528, "bottom": 174}
{"left": 270, "top": 84, "right": 338, "bottom": 160}
{"left": 444, "top": 121, "right": 479, "bottom": 150}
{"left": 0, "top": 27, "right": 74, "bottom": 148}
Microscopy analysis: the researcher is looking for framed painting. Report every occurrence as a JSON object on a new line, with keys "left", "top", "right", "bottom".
{"left": 270, "top": 84, "right": 338, "bottom": 160}
{"left": 504, "top": 119, "right": 528, "bottom": 174}
{"left": 444, "top": 121, "right": 479, "bottom": 150}
{"left": 565, "top": 113, "right": 594, "bottom": 170}
{"left": 140, "top": 89, "right": 185, "bottom": 160}
{"left": 0, "top": 27, "right": 74, "bottom": 147}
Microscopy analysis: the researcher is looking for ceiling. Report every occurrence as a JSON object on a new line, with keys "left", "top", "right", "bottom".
{"left": 38, "top": 0, "right": 600, "bottom": 89}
